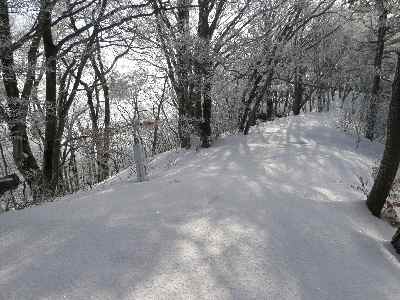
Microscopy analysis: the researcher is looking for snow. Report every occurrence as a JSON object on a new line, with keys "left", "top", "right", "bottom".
{"left": 1, "top": 113, "right": 399, "bottom": 300}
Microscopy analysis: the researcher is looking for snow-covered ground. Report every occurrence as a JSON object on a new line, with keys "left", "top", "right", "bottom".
{"left": 1, "top": 113, "right": 399, "bottom": 300}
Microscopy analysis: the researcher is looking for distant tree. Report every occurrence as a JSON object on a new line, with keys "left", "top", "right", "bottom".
{"left": 153, "top": 0, "right": 252, "bottom": 148}
{"left": 239, "top": 0, "right": 337, "bottom": 134}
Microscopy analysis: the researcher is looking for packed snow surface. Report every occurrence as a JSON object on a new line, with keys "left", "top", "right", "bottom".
{"left": 1, "top": 113, "right": 399, "bottom": 300}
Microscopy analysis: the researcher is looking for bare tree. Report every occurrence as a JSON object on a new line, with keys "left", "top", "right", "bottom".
{"left": 153, "top": 0, "right": 252, "bottom": 147}
{"left": 0, "top": 0, "right": 154, "bottom": 199}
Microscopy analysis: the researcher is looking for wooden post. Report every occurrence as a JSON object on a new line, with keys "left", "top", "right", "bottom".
{"left": 133, "top": 119, "right": 147, "bottom": 182}
{"left": 133, "top": 142, "right": 147, "bottom": 182}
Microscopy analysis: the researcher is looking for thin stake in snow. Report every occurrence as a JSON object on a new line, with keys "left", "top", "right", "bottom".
{"left": 133, "top": 142, "right": 147, "bottom": 182}
{"left": 133, "top": 119, "right": 149, "bottom": 182}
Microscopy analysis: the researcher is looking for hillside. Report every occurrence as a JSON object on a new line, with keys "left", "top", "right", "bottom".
{"left": 1, "top": 113, "right": 399, "bottom": 300}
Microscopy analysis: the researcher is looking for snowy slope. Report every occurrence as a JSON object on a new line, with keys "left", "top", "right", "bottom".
{"left": 1, "top": 113, "right": 399, "bottom": 300}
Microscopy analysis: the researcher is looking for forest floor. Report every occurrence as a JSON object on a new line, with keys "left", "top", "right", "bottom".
{"left": 1, "top": 113, "right": 400, "bottom": 300}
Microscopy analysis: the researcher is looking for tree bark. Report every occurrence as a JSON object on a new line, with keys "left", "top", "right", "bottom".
{"left": 266, "top": 92, "right": 274, "bottom": 121}
{"left": 0, "top": 0, "right": 42, "bottom": 199}
{"left": 194, "top": 0, "right": 220, "bottom": 147}
{"left": 239, "top": 71, "right": 263, "bottom": 131}
{"left": 42, "top": 1, "right": 59, "bottom": 192}
{"left": 293, "top": 70, "right": 303, "bottom": 116}
{"left": 366, "top": 53, "right": 400, "bottom": 217}
{"left": 365, "top": 0, "right": 387, "bottom": 141}
{"left": 152, "top": 78, "right": 167, "bottom": 155}
{"left": 243, "top": 69, "right": 274, "bottom": 135}
{"left": 91, "top": 39, "right": 111, "bottom": 181}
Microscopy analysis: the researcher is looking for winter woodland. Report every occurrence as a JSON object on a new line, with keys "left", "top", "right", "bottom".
{"left": 1, "top": 0, "right": 400, "bottom": 298}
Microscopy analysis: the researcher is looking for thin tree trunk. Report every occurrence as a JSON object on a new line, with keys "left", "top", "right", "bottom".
{"left": 317, "top": 90, "right": 323, "bottom": 112}
{"left": 266, "top": 91, "right": 274, "bottom": 121}
{"left": 152, "top": 78, "right": 167, "bottom": 155}
{"left": 365, "top": 0, "right": 387, "bottom": 140}
{"left": 84, "top": 84, "right": 102, "bottom": 182}
{"left": 284, "top": 90, "right": 290, "bottom": 115}
{"left": 244, "top": 69, "right": 274, "bottom": 135}
{"left": 239, "top": 73, "right": 263, "bottom": 130}
{"left": 293, "top": 70, "right": 303, "bottom": 116}
{"left": 91, "top": 39, "right": 111, "bottom": 181}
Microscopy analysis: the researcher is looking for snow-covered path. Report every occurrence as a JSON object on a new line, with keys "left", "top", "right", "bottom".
{"left": 1, "top": 113, "right": 399, "bottom": 300}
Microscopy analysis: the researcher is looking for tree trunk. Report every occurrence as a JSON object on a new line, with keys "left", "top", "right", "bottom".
{"left": 42, "top": 3, "right": 58, "bottom": 193}
{"left": 366, "top": 53, "right": 400, "bottom": 217}
{"left": 243, "top": 69, "right": 274, "bottom": 135}
{"left": 152, "top": 78, "right": 167, "bottom": 155}
{"left": 155, "top": 0, "right": 192, "bottom": 148}
{"left": 0, "top": 0, "right": 42, "bottom": 199}
{"left": 92, "top": 39, "right": 111, "bottom": 181}
{"left": 284, "top": 90, "right": 290, "bottom": 115}
{"left": 241, "top": 41, "right": 279, "bottom": 134}
{"left": 266, "top": 92, "right": 274, "bottom": 121}
{"left": 201, "top": 78, "right": 212, "bottom": 147}
{"left": 317, "top": 90, "right": 323, "bottom": 112}
{"left": 293, "top": 71, "right": 303, "bottom": 116}
{"left": 239, "top": 72, "right": 263, "bottom": 131}
{"left": 195, "top": 4, "right": 212, "bottom": 147}
{"left": 365, "top": 0, "right": 387, "bottom": 141}
{"left": 176, "top": 0, "right": 192, "bottom": 148}
{"left": 84, "top": 85, "right": 102, "bottom": 182}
